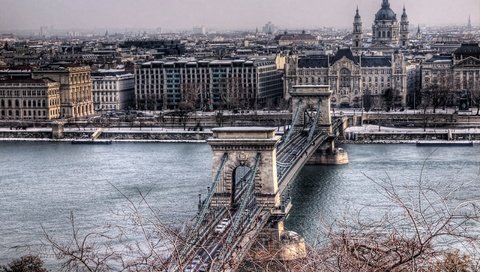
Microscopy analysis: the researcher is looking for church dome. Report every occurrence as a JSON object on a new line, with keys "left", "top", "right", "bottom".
{"left": 375, "top": 0, "right": 397, "bottom": 21}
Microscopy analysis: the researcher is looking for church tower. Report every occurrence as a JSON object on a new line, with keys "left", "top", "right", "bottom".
{"left": 400, "top": 6, "right": 409, "bottom": 47}
{"left": 416, "top": 25, "right": 422, "bottom": 40}
{"left": 353, "top": 7, "right": 363, "bottom": 49}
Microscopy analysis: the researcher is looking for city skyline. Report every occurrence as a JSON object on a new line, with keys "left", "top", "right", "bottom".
{"left": 1, "top": 0, "right": 479, "bottom": 32}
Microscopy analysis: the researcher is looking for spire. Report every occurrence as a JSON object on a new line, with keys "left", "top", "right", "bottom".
{"left": 354, "top": 6, "right": 361, "bottom": 20}
{"left": 382, "top": 0, "right": 390, "bottom": 8}
{"left": 401, "top": 5, "right": 408, "bottom": 19}
{"left": 468, "top": 15, "right": 472, "bottom": 28}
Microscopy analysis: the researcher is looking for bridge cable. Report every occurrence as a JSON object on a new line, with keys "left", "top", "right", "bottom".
{"left": 282, "top": 99, "right": 302, "bottom": 145}
{"left": 170, "top": 153, "right": 228, "bottom": 271}
{"left": 307, "top": 101, "right": 322, "bottom": 144}
{"left": 214, "top": 153, "right": 262, "bottom": 270}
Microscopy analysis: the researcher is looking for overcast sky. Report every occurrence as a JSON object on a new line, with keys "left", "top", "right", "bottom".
{"left": 1, "top": 0, "right": 479, "bottom": 31}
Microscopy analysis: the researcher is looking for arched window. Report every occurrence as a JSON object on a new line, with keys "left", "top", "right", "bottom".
{"left": 15, "top": 100, "right": 19, "bottom": 107}
{"left": 7, "top": 100, "right": 12, "bottom": 107}
{"left": 340, "top": 68, "right": 351, "bottom": 88}
{"left": 387, "top": 31, "right": 391, "bottom": 38}
{"left": 0, "top": 100, "right": 4, "bottom": 107}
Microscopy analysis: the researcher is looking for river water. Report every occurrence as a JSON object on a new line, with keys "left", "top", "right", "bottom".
{"left": 0, "top": 142, "right": 479, "bottom": 266}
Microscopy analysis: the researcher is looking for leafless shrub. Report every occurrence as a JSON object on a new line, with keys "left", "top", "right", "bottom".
{"left": 42, "top": 184, "right": 189, "bottom": 271}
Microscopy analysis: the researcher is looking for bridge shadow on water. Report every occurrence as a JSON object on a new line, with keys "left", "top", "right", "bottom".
{"left": 284, "top": 163, "right": 348, "bottom": 244}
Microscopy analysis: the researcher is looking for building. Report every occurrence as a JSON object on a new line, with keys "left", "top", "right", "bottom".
{"left": 193, "top": 26, "right": 206, "bottom": 35}
{"left": 92, "top": 70, "right": 134, "bottom": 112}
{"left": 420, "top": 43, "right": 480, "bottom": 107}
{"left": 0, "top": 78, "right": 60, "bottom": 120}
{"left": 32, "top": 64, "right": 94, "bottom": 119}
{"left": 285, "top": 48, "right": 407, "bottom": 108}
{"left": 452, "top": 43, "right": 480, "bottom": 91}
{"left": 275, "top": 32, "right": 318, "bottom": 47}
{"left": 135, "top": 58, "right": 283, "bottom": 110}
{"left": 262, "top": 22, "right": 277, "bottom": 35}
{"left": 353, "top": 0, "right": 409, "bottom": 50}
{"left": 421, "top": 55, "right": 453, "bottom": 90}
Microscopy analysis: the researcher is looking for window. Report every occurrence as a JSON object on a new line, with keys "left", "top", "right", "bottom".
{"left": 339, "top": 68, "right": 351, "bottom": 88}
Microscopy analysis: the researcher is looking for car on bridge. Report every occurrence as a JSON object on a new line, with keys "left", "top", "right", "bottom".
{"left": 214, "top": 217, "right": 231, "bottom": 234}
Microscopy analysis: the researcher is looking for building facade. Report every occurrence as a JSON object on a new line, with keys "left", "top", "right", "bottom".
{"left": 285, "top": 49, "right": 407, "bottom": 108}
{"left": 135, "top": 58, "right": 283, "bottom": 110}
{"left": 0, "top": 78, "right": 60, "bottom": 120}
{"left": 92, "top": 70, "right": 134, "bottom": 112}
{"left": 32, "top": 64, "right": 94, "bottom": 119}
{"left": 420, "top": 44, "right": 480, "bottom": 108}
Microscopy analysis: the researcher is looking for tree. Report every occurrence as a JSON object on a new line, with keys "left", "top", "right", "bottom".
{"left": 239, "top": 172, "right": 480, "bottom": 271}
{"left": 469, "top": 78, "right": 480, "bottom": 115}
{"left": 381, "top": 87, "right": 397, "bottom": 112}
{"left": 42, "top": 185, "right": 186, "bottom": 272}
{"left": 220, "top": 76, "right": 251, "bottom": 110}
{"left": 1, "top": 255, "right": 48, "bottom": 272}
{"left": 362, "top": 89, "right": 374, "bottom": 112}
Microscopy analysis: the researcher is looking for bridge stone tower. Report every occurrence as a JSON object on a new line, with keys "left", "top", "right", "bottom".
{"left": 207, "top": 127, "right": 281, "bottom": 209}
{"left": 290, "top": 85, "right": 349, "bottom": 165}
{"left": 290, "top": 85, "right": 332, "bottom": 131}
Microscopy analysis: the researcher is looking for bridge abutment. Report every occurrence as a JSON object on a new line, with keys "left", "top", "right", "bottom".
{"left": 51, "top": 122, "right": 64, "bottom": 139}
{"left": 251, "top": 221, "right": 307, "bottom": 262}
{"left": 307, "top": 146, "right": 349, "bottom": 165}
{"left": 307, "top": 138, "right": 349, "bottom": 165}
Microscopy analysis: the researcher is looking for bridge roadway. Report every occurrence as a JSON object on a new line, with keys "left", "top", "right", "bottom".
{"left": 173, "top": 119, "right": 344, "bottom": 272}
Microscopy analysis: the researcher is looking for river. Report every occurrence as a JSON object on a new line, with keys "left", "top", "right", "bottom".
{"left": 0, "top": 142, "right": 479, "bottom": 266}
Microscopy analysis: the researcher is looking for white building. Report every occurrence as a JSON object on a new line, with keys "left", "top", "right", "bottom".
{"left": 92, "top": 70, "right": 134, "bottom": 112}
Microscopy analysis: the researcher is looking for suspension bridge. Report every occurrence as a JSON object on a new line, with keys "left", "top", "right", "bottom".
{"left": 168, "top": 86, "right": 349, "bottom": 272}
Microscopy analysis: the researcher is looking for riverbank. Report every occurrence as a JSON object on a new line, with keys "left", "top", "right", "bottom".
{"left": 0, "top": 127, "right": 214, "bottom": 143}
{"left": 341, "top": 125, "right": 480, "bottom": 144}
{"left": 3, "top": 124, "right": 480, "bottom": 144}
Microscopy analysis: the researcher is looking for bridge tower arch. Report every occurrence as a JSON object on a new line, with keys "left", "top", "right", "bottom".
{"left": 207, "top": 127, "right": 281, "bottom": 209}
{"left": 290, "top": 85, "right": 332, "bottom": 132}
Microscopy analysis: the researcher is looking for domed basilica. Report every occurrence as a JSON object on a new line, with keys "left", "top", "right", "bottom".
{"left": 353, "top": 0, "right": 409, "bottom": 49}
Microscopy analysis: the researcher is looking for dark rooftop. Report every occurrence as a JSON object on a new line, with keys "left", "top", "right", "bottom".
{"left": 298, "top": 56, "right": 329, "bottom": 68}
{"left": 360, "top": 56, "right": 392, "bottom": 67}
{"left": 331, "top": 48, "right": 358, "bottom": 65}
{"left": 454, "top": 43, "right": 480, "bottom": 56}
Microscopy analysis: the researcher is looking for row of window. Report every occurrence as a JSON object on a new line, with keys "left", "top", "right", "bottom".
{"left": 0, "top": 99, "right": 60, "bottom": 108}
{"left": 0, "top": 90, "right": 51, "bottom": 96}
{"left": 0, "top": 109, "right": 56, "bottom": 118}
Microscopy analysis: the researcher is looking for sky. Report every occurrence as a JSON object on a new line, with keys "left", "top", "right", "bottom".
{"left": 0, "top": 0, "right": 479, "bottom": 32}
